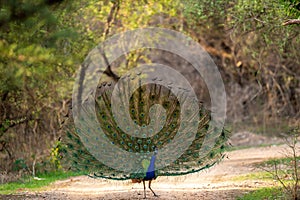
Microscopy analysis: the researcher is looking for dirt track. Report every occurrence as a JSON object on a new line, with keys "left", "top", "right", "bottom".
{"left": 2, "top": 132, "right": 298, "bottom": 200}
{"left": 4, "top": 144, "right": 295, "bottom": 200}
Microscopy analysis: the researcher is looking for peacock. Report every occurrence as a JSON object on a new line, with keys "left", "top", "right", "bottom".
{"left": 61, "top": 68, "right": 228, "bottom": 198}
{"left": 62, "top": 72, "right": 228, "bottom": 198}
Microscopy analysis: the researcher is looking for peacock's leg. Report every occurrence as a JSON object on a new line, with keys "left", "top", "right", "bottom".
{"left": 143, "top": 180, "right": 146, "bottom": 199}
{"left": 148, "top": 180, "right": 158, "bottom": 197}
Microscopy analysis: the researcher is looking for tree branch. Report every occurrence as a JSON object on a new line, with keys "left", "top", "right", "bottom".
{"left": 282, "top": 19, "right": 300, "bottom": 26}
{"left": 101, "top": 0, "right": 120, "bottom": 82}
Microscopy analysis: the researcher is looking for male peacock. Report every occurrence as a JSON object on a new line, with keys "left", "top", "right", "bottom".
{"left": 131, "top": 146, "right": 158, "bottom": 198}
{"left": 62, "top": 73, "right": 228, "bottom": 198}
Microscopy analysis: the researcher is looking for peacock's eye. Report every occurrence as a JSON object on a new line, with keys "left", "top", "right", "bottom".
{"left": 76, "top": 128, "right": 81, "bottom": 134}
{"left": 163, "top": 102, "right": 169, "bottom": 107}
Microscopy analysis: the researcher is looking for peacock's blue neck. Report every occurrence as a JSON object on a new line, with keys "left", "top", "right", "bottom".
{"left": 147, "top": 154, "right": 156, "bottom": 173}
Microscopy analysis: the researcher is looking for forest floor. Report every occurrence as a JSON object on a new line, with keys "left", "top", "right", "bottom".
{"left": 1, "top": 131, "right": 297, "bottom": 200}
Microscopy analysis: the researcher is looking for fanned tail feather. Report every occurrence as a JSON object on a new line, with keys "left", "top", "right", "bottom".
{"left": 61, "top": 77, "right": 229, "bottom": 180}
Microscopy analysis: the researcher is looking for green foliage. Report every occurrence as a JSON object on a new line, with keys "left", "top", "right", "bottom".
{"left": 0, "top": 170, "right": 86, "bottom": 195}
{"left": 0, "top": 1, "right": 78, "bottom": 109}
{"left": 12, "top": 159, "right": 28, "bottom": 172}
{"left": 281, "top": 0, "right": 300, "bottom": 18}
{"left": 228, "top": 0, "right": 289, "bottom": 38}
{"left": 257, "top": 156, "right": 300, "bottom": 168}
{"left": 183, "top": 0, "right": 229, "bottom": 21}
{"left": 237, "top": 187, "right": 285, "bottom": 200}
{"left": 0, "top": 0, "right": 80, "bottom": 175}
{"left": 49, "top": 140, "right": 63, "bottom": 170}
{"left": 181, "top": 0, "right": 300, "bottom": 132}
{"left": 0, "top": 0, "right": 58, "bottom": 27}
{"left": 231, "top": 171, "right": 274, "bottom": 182}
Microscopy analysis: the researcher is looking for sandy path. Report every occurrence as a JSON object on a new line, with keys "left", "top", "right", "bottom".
{"left": 2, "top": 141, "right": 298, "bottom": 200}
{"left": 36, "top": 144, "right": 292, "bottom": 200}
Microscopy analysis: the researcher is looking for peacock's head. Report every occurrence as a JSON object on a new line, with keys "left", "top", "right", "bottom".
{"left": 154, "top": 146, "right": 158, "bottom": 155}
